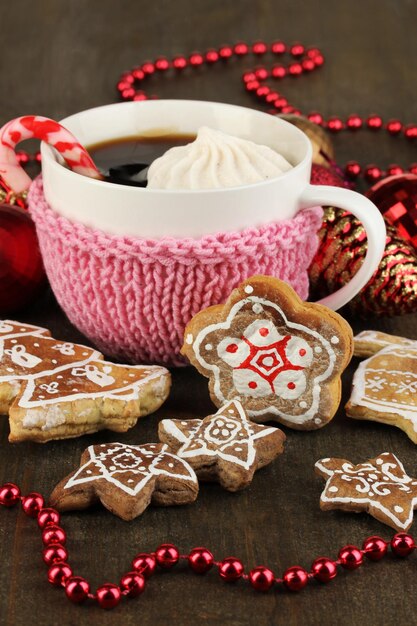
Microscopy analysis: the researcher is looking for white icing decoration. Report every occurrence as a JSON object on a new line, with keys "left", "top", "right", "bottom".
{"left": 217, "top": 337, "right": 250, "bottom": 368}
{"left": 316, "top": 453, "right": 417, "bottom": 530}
{"left": 186, "top": 334, "right": 193, "bottom": 345}
{"left": 191, "top": 295, "right": 338, "bottom": 423}
{"left": 51, "top": 342, "right": 76, "bottom": 356}
{"left": 331, "top": 336, "right": 339, "bottom": 344}
{"left": 4, "top": 344, "right": 42, "bottom": 368}
{"left": 244, "top": 285, "right": 254, "bottom": 294}
{"left": 70, "top": 364, "right": 115, "bottom": 387}
{"left": 205, "top": 344, "right": 213, "bottom": 351}
{"left": 252, "top": 303, "right": 263, "bottom": 314}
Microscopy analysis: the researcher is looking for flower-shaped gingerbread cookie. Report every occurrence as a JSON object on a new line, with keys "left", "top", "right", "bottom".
{"left": 50, "top": 442, "right": 199, "bottom": 521}
{"left": 182, "top": 276, "right": 353, "bottom": 429}
{"left": 315, "top": 452, "right": 417, "bottom": 531}
{"left": 159, "top": 400, "right": 285, "bottom": 491}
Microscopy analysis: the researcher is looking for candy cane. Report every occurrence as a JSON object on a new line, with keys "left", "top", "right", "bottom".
{"left": 0, "top": 115, "right": 103, "bottom": 193}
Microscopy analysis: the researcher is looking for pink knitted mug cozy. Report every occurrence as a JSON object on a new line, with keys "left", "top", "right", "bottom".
{"left": 28, "top": 176, "right": 323, "bottom": 366}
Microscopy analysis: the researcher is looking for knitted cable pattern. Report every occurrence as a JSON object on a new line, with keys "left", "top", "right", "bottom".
{"left": 28, "top": 176, "right": 323, "bottom": 366}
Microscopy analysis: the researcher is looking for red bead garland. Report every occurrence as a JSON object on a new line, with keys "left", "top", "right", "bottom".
{"left": 0, "top": 483, "right": 416, "bottom": 610}
{"left": 111, "top": 40, "right": 416, "bottom": 182}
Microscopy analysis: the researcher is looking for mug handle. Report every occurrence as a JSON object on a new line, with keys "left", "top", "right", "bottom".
{"left": 298, "top": 184, "right": 386, "bottom": 310}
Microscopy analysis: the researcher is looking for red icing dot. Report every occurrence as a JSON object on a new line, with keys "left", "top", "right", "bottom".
{"left": 226, "top": 343, "right": 238, "bottom": 353}
{"left": 259, "top": 328, "right": 269, "bottom": 337}
{"left": 287, "top": 382, "right": 296, "bottom": 390}
{"left": 299, "top": 348, "right": 306, "bottom": 356}
{"left": 248, "top": 381, "right": 258, "bottom": 389}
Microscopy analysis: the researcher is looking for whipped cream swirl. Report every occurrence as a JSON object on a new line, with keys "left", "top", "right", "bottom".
{"left": 147, "top": 127, "right": 293, "bottom": 190}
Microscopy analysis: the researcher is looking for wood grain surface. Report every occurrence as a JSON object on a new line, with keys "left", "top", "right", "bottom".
{"left": 1, "top": 1, "right": 417, "bottom": 624}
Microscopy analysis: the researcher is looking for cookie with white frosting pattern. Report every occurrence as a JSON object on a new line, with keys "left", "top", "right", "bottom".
{"left": 315, "top": 452, "right": 417, "bottom": 531}
{"left": 346, "top": 345, "right": 417, "bottom": 443}
{"left": 159, "top": 400, "right": 285, "bottom": 491}
{"left": 50, "top": 442, "right": 198, "bottom": 521}
{"left": 0, "top": 319, "right": 171, "bottom": 443}
{"left": 353, "top": 330, "right": 417, "bottom": 358}
{"left": 181, "top": 276, "right": 353, "bottom": 429}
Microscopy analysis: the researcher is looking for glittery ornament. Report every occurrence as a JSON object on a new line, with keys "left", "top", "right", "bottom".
{"left": 279, "top": 115, "right": 335, "bottom": 167}
{"left": 309, "top": 207, "right": 417, "bottom": 316}
{"left": 366, "top": 174, "right": 417, "bottom": 249}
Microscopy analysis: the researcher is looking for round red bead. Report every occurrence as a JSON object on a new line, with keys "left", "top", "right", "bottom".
{"left": 0, "top": 483, "right": 21, "bottom": 507}
{"left": 248, "top": 566, "right": 275, "bottom": 591}
{"left": 271, "top": 64, "right": 286, "bottom": 78}
{"left": 65, "top": 576, "right": 90, "bottom": 604}
{"left": 362, "top": 536, "right": 388, "bottom": 561}
{"left": 404, "top": 124, "right": 417, "bottom": 140}
{"left": 219, "top": 45, "right": 233, "bottom": 59}
{"left": 234, "top": 42, "right": 249, "bottom": 56}
{"left": 390, "top": 533, "right": 416, "bottom": 557}
{"left": 265, "top": 91, "right": 279, "bottom": 103}
{"left": 345, "top": 161, "right": 362, "bottom": 179}
{"left": 271, "top": 41, "right": 286, "bottom": 54}
{"left": 16, "top": 150, "right": 30, "bottom": 164}
{"left": 243, "top": 71, "right": 256, "bottom": 83}
{"left": 281, "top": 105, "right": 295, "bottom": 114}
{"left": 312, "top": 54, "right": 324, "bottom": 66}
{"left": 307, "top": 47, "right": 321, "bottom": 59}
{"left": 141, "top": 61, "right": 155, "bottom": 75}
{"left": 37, "top": 507, "right": 60, "bottom": 529}
{"left": 274, "top": 97, "right": 288, "bottom": 110}
{"left": 283, "top": 566, "right": 309, "bottom": 591}
{"left": 308, "top": 112, "right": 324, "bottom": 125}
{"left": 367, "top": 114, "right": 383, "bottom": 130}
{"left": 387, "top": 164, "right": 404, "bottom": 177}
{"left": 290, "top": 42, "right": 305, "bottom": 57}
{"left": 155, "top": 57, "right": 170, "bottom": 71}
{"left": 338, "top": 545, "right": 363, "bottom": 570}
{"left": 346, "top": 114, "right": 363, "bottom": 130}
{"left": 121, "top": 87, "right": 135, "bottom": 100}
{"left": 132, "top": 67, "right": 145, "bottom": 80}
{"left": 96, "top": 583, "right": 121, "bottom": 610}
{"left": 120, "top": 73, "right": 134, "bottom": 84}
{"left": 48, "top": 562, "right": 73, "bottom": 587}
{"left": 364, "top": 164, "right": 383, "bottom": 182}
{"left": 155, "top": 543, "right": 180, "bottom": 568}
{"left": 409, "top": 163, "right": 417, "bottom": 175}
{"left": 188, "top": 547, "right": 214, "bottom": 574}
{"left": 256, "top": 86, "right": 270, "bottom": 98}
{"left": 302, "top": 59, "right": 315, "bottom": 72}
{"left": 21, "top": 493, "right": 44, "bottom": 517}
{"left": 327, "top": 117, "right": 344, "bottom": 132}
{"left": 189, "top": 52, "right": 204, "bottom": 66}
{"left": 245, "top": 80, "right": 260, "bottom": 92}
{"left": 205, "top": 49, "right": 219, "bottom": 63}
{"left": 219, "top": 557, "right": 244, "bottom": 582}
{"left": 133, "top": 91, "right": 147, "bottom": 101}
{"left": 172, "top": 56, "right": 187, "bottom": 69}
{"left": 35, "top": 151, "right": 42, "bottom": 162}
{"left": 43, "top": 544, "right": 68, "bottom": 565}
{"left": 42, "top": 525, "right": 66, "bottom": 546}
{"left": 289, "top": 62, "right": 303, "bottom": 76}
{"left": 311, "top": 557, "right": 337, "bottom": 583}
{"left": 120, "top": 572, "right": 146, "bottom": 598}
{"left": 386, "top": 119, "right": 402, "bottom": 135}
{"left": 255, "top": 66, "right": 269, "bottom": 80}
{"left": 252, "top": 41, "right": 267, "bottom": 55}
{"left": 131, "top": 553, "right": 156, "bottom": 578}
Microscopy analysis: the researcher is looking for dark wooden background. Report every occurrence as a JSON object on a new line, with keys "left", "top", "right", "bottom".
{"left": 1, "top": 1, "right": 417, "bottom": 624}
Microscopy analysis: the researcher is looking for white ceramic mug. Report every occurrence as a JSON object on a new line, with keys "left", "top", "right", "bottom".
{"left": 41, "top": 100, "right": 386, "bottom": 311}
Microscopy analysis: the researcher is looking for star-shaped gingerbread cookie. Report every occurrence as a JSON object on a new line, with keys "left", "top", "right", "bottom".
{"left": 50, "top": 442, "right": 199, "bottom": 521}
{"left": 181, "top": 275, "right": 353, "bottom": 430}
{"left": 315, "top": 452, "right": 417, "bottom": 531}
{"left": 158, "top": 400, "right": 286, "bottom": 491}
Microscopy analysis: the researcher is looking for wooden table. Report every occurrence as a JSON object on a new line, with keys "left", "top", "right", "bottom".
{"left": 1, "top": 1, "right": 417, "bottom": 624}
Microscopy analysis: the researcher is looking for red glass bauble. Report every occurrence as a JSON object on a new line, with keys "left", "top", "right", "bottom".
{"left": 120, "top": 572, "right": 146, "bottom": 597}
{"left": 366, "top": 174, "right": 417, "bottom": 248}
{"left": 42, "top": 525, "right": 67, "bottom": 546}
{"left": 47, "top": 562, "right": 73, "bottom": 586}
{"left": 65, "top": 576, "right": 90, "bottom": 604}
{"left": 218, "top": 557, "right": 244, "bottom": 582}
{"left": 131, "top": 553, "right": 156, "bottom": 578}
{"left": 283, "top": 566, "right": 309, "bottom": 591}
{"left": 37, "top": 507, "right": 60, "bottom": 529}
{"left": 0, "top": 203, "right": 46, "bottom": 314}
{"left": 390, "top": 533, "right": 416, "bottom": 557}
{"left": 248, "top": 566, "right": 275, "bottom": 591}
{"left": 43, "top": 543, "right": 68, "bottom": 565}
{"left": 155, "top": 543, "right": 180, "bottom": 568}
{"left": 96, "top": 583, "right": 122, "bottom": 610}
{"left": 21, "top": 493, "right": 44, "bottom": 517}
{"left": 0, "top": 483, "right": 21, "bottom": 507}
{"left": 362, "top": 536, "right": 388, "bottom": 561}
{"left": 188, "top": 547, "right": 214, "bottom": 574}
{"left": 311, "top": 557, "right": 337, "bottom": 583}
{"left": 338, "top": 545, "right": 363, "bottom": 570}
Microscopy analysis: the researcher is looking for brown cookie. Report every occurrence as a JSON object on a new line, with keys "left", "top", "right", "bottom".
{"left": 315, "top": 452, "right": 417, "bottom": 531}
{"left": 49, "top": 442, "right": 199, "bottom": 521}
{"left": 346, "top": 345, "right": 417, "bottom": 443}
{"left": 353, "top": 330, "right": 417, "bottom": 358}
{"left": 181, "top": 275, "right": 353, "bottom": 429}
{"left": 158, "top": 400, "right": 285, "bottom": 491}
{"left": 0, "top": 319, "right": 171, "bottom": 442}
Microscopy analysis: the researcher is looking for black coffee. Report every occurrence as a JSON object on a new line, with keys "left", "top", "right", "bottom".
{"left": 88, "top": 134, "right": 196, "bottom": 187}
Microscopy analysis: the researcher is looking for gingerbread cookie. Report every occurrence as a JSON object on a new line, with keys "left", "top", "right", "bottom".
{"left": 50, "top": 442, "right": 198, "bottom": 521}
{"left": 158, "top": 400, "right": 285, "bottom": 491}
{"left": 0, "top": 319, "right": 171, "bottom": 442}
{"left": 181, "top": 276, "right": 353, "bottom": 429}
{"left": 346, "top": 345, "right": 417, "bottom": 443}
{"left": 315, "top": 452, "right": 417, "bottom": 531}
{"left": 353, "top": 330, "right": 417, "bottom": 358}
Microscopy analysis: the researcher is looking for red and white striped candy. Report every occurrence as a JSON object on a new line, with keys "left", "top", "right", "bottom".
{"left": 0, "top": 115, "right": 102, "bottom": 193}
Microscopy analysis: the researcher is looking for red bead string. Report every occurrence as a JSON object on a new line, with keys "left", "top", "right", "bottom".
{"left": 114, "top": 40, "right": 417, "bottom": 184}
{"left": 1, "top": 483, "right": 416, "bottom": 610}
